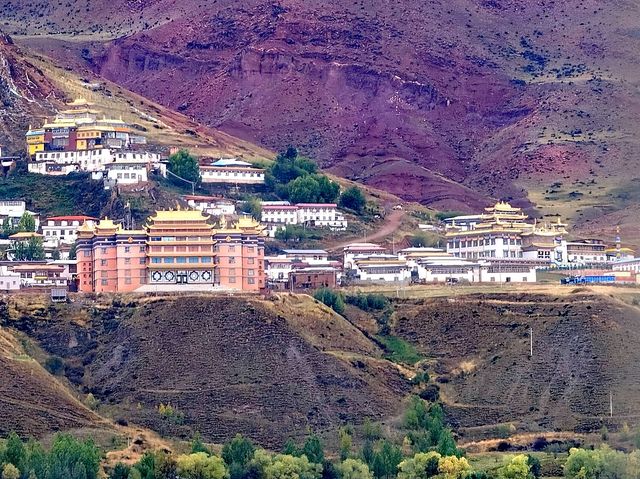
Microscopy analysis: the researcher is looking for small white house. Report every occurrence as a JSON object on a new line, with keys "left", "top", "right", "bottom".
{"left": 0, "top": 266, "right": 20, "bottom": 291}
{"left": 183, "top": 195, "right": 236, "bottom": 216}
{"left": 343, "top": 243, "right": 387, "bottom": 269}
{"left": 297, "top": 203, "right": 347, "bottom": 230}
{"left": 478, "top": 260, "right": 538, "bottom": 283}
{"left": 352, "top": 255, "right": 411, "bottom": 283}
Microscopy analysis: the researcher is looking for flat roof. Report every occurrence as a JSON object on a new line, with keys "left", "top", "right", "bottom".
{"left": 296, "top": 203, "right": 338, "bottom": 208}
{"left": 282, "top": 249, "right": 328, "bottom": 255}
{"left": 45, "top": 215, "right": 97, "bottom": 222}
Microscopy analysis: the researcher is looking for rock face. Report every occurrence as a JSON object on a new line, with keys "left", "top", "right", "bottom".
{"left": 0, "top": 33, "right": 58, "bottom": 153}
{"left": 6, "top": 0, "right": 640, "bottom": 220}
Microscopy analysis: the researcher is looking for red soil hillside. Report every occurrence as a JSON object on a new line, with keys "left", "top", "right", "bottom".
{"left": 8, "top": 0, "right": 640, "bottom": 222}
{"left": 0, "top": 33, "right": 59, "bottom": 153}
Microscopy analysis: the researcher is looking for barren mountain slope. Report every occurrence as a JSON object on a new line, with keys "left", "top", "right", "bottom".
{"left": 393, "top": 292, "right": 640, "bottom": 439}
{"left": 7, "top": 0, "right": 640, "bottom": 228}
{"left": 6, "top": 295, "right": 410, "bottom": 448}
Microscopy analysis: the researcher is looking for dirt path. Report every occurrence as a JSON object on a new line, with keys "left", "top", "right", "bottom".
{"left": 330, "top": 209, "right": 406, "bottom": 251}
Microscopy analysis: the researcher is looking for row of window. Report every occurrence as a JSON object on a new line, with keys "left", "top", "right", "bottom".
{"left": 151, "top": 257, "right": 212, "bottom": 264}
{"left": 448, "top": 238, "right": 522, "bottom": 248}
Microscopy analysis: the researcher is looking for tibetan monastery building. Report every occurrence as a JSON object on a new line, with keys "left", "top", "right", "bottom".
{"left": 77, "top": 209, "right": 265, "bottom": 293}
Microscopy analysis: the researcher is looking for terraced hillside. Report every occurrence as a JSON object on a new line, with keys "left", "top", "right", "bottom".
{"left": 4, "top": 294, "right": 410, "bottom": 447}
{"left": 392, "top": 292, "right": 640, "bottom": 439}
{"left": 0, "top": 326, "right": 104, "bottom": 437}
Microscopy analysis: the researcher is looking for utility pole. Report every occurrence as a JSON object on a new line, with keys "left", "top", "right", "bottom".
{"left": 610, "top": 391, "right": 613, "bottom": 418}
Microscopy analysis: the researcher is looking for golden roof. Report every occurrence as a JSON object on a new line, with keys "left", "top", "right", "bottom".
{"left": 149, "top": 209, "right": 211, "bottom": 222}
{"left": 66, "top": 98, "right": 94, "bottom": 107}
{"left": 95, "top": 218, "right": 119, "bottom": 231}
{"left": 9, "top": 232, "right": 43, "bottom": 239}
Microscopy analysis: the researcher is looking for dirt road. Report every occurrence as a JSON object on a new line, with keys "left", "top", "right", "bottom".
{"left": 330, "top": 209, "right": 406, "bottom": 251}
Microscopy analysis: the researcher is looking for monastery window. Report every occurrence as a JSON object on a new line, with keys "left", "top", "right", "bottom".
{"left": 189, "top": 257, "right": 199, "bottom": 264}
{"left": 491, "top": 239, "right": 496, "bottom": 245}
{"left": 101, "top": 271, "right": 107, "bottom": 278}
{"left": 229, "top": 277, "right": 236, "bottom": 283}
{"left": 248, "top": 258, "right": 255, "bottom": 265}
{"left": 248, "top": 278, "right": 255, "bottom": 284}
{"left": 177, "top": 257, "right": 187, "bottom": 264}
{"left": 101, "top": 279, "right": 108, "bottom": 286}
{"left": 124, "top": 246, "right": 130, "bottom": 253}
{"left": 100, "top": 259, "right": 107, "bottom": 266}
{"left": 164, "top": 257, "right": 174, "bottom": 264}
{"left": 139, "top": 258, "right": 146, "bottom": 264}
{"left": 201, "top": 257, "right": 212, "bottom": 263}
{"left": 229, "top": 257, "right": 236, "bottom": 264}
{"left": 248, "top": 269, "right": 255, "bottom": 276}
{"left": 151, "top": 258, "right": 161, "bottom": 264}
{"left": 125, "top": 258, "right": 131, "bottom": 264}
{"left": 125, "top": 278, "right": 132, "bottom": 285}
{"left": 84, "top": 250, "right": 90, "bottom": 257}
{"left": 140, "top": 246, "right": 145, "bottom": 253}
{"left": 479, "top": 239, "right": 484, "bottom": 246}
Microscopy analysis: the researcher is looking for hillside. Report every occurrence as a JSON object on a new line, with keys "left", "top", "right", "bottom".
{"left": 0, "top": 324, "right": 105, "bottom": 437}
{"left": 392, "top": 291, "right": 640, "bottom": 440}
{"left": 3, "top": 294, "right": 410, "bottom": 447}
{"left": 4, "top": 0, "right": 640, "bottom": 237}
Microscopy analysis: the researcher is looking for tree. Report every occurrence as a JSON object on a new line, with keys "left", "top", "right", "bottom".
{"left": 397, "top": 452, "right": 441, "bottom": 479}
{"left": 222, "top": 434, "right": 255, "bottom": 479}
{"left": 316, "top": 175, "right": 340, "bottom": 203}
{"left": 2, "top": 217, "right": 16, "bottom": 238}
{"left": 17, "top": 212, "right": 36, "bottom": 233}
{"left": 313, "top": 288, "right": 345, "bottom": 315}
{"left": 240, "top": 198, "right": 262, "bottom": 221}
{"left": 12, "top": 236, "right": 45, "bottom": 261}
{"left": 371, "top": 441, "right": 403, "bottom": 479}
{"left": 5, "top": 432, "right": 25, "bottom": 471}
{"left": 176, "top": 453, "right": 228, "bottom": 479}
{"left": 46, "top": 434, "right": 101, "bottom": 479}
{"left": 263, "top": 454, "right": 322, "bottom": 479}
{"left": 288, "top": 175, "right": 321, "bottom": 204}
{"left": 52, "top": 248, "right": 61, "bottom": 261}
{"left": 302, "top": 436, "right": 324, "bottom": 465}
{"left": 24, "top": 438, "right": 47, "bottom": 479}
{"left": 168, "top": 150, "right": 200, "bottom": 185}
{"left": 2, "top": 464, "right": 19, "bottom": 479}
{"left": 437, "top": 456, "right": 471, "bottom": 479}
{"left": 338, "top": 459, "right": 373, "bottom": 479}
{"left": 498, "top": 455, "right": 533, "bottom": 479}
{"left": 526, "top": 456, "right": 540, "bottom": 479}
{"left": 191, "top": 433, "right": 211, "bottom": 455}
{"left": 68, "top": 242, "right": 77, "bottom": 260}
{"left": 110, "top": 463, "right": 131, "bottom": 479}
{"left": 339, "top": 428, "right": 353, "bottom": 461}
{"left": 339, "top": 187, "right": 366, "bottom": 213}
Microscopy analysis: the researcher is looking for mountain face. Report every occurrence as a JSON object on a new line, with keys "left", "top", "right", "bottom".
{"left": 5, "top": 1, "right": 640, "bottom": 224}
{"left": 0, "top": 34, "right": 58, "bottom": 154}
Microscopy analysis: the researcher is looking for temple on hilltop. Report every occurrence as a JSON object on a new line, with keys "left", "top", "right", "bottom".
{"left": 25, "top": 98, "right": 162, "bottom": 178}
{"left": 444, "top": 201, "right": 567, "bottom": 262}
{"left": 76, "top": 209, "right": 265, "bottom": 293}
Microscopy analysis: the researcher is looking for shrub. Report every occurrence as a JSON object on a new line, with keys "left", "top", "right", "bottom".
{"left": 45, "top": 356, "right": 65, "bottom": 375}
{"left": 345, "top": 293, "right": 389, "bottom": 312}
{"left": 313, "top": 288, "right": 345, "bottom": 315}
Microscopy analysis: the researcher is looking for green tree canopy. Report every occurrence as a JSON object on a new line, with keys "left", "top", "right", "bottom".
{"left": 397, "top": 452, "right": 441, "bottom": 479}
{"left": 2, "top": 464, "right": 19, "bottom": 479}
{"left": 338, "top": 459, "right": 373, "bottom": 479}
{"left": 176, "top": 453, "right": 228, "bottom": 479}
{"left": 17, "top": 212, "right": 36, "bottom": 233}
{"left": 262, "top": 453, "right": 322, "bottom": 479}
{"left": 339, "top": 187, "right": 366, "bottom": 213}
{"left": 168, "top": 150, "right": 200, "bottom": 185}
{"left": 12, "top": 236, "right": 45, "bottom": 261}
{"left": 313, "top": 288, "right": 345, "bottom": 315}
{"left": 46, "top": 434, "right": 101, "bottom": 479}
{"left": 499, "top": 455, "right": 533, "bottom": 479}
{"left": 222, "top": 434, "right": 255, "bottom": 479}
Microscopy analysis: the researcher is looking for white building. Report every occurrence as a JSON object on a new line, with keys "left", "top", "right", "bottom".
{"left": 0, "top": 266, "right": 20, "bottom": 291}
{"left": 352, "top": 255, "right": 411, "bottom": 283}
{"left": 265, "top": 257, "right": 295, "bottom": 283}
{"left": 200, "top": 159, "right": 265, "bottom": 185}
{"left": 478, "top": 259, "right": 538, "bottom": 283}
{"left": 262, "top": 202, "right": 347, "bottom": 237}
{"left": 0, "top": 201, "right": 41, "bottom": 230}
{"left": 343, "top": 243, "right": 387, "bottom": 269}
{"left": 42, "top": 215, "right": 97, "bottom": 246}
{"left": 297, "top": 203, "right": 347, "bottom": 230}
{"left": 415, "top": 258, "right": 478, "bottom": 283}
{"left": 183, "top": 195, "right": 236, "bottom": 216}
{"left": 9, "top": 263, "right": 67, "bottom": 288}
{"left": 29, "top": 149, "right": 163, "bottom": 177}
{"left": 262, "top": 204, "right": 299, "bottom": 230}
{"left": 281, "top": 249, "right": 330, "bottom": 265}
{"left": 613, "top": 257, "right": 640, "bottom": 274}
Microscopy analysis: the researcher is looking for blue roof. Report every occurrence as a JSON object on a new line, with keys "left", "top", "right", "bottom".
{"left": 211, "top": 158, "right": 253, "bottom": 167}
